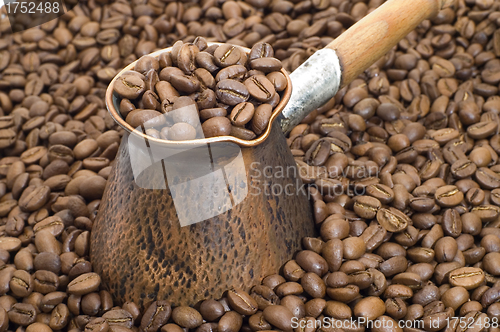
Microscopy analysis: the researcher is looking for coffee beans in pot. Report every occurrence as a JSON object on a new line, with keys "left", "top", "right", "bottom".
{"left": 113, "top": 39, "right": 285, "bottom": 140}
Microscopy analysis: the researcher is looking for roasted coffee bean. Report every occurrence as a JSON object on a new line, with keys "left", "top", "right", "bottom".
{"left": 262, "top": 305, "right": 293, "bottom": 332}
{"left": 85, "top": 317, "right": 110, "bottom": 332}
{"left": 218, "top": 311, "right": 242, "bottom": 332}
{"left": 451, "top": 158, "right": 477, "bottom": 178}
{"left": 353, "top": 296, "right": 386, "bottom": 321}
{"left": 178, "top": 44, "right": 199, "bottom": 74}
{"left": 229, "top": 102, "right": 254, "bottom": 126}
{"left": 199, "top": 299, "right": 225, "bottom": 321}
{"left": 216, "top": 79, "right": 249, "bottom": 106}
{"left": 113, "top": 74, "right": 146, "bottom": 99}
{"left": 102, "top": 309, "right": 134, "bottom": 328}
{"left": 435, "top": 185, "right": 464, "bottom": 207}
{"left": 250, "top": 57, "right": 282, "bottom": 73}
{"left": 67, "top": 273, "right": 101, "bottom": 295}
{"left": 9, "top": 303, "right": 36, "bottom": 326}
{"left": 448, "top": 267, "right": 485, "bottom": 289}
{"left": 168, "top": 123, "right": 197, "bottom": 141}
{"left": 213, "top": 45, "right": 243, "bottom": 68}
{"left": 353, "top": 196, "right": 381, "bottom": 219}
{"left": 227, "top": 288, "right": 258, "bottom": 315}
{"left": 10, "top": 270, "right": 33, "bottom": 297}
{"left": 245, "top": 75, "right": 276, "bottom": 102}
{"left": 170, "top": 74, "right": 201, "bottom": 94}
{"left": 19, "top": 185, "right": 51, "bottom": 212}
{"left": 295, "top": 250, "right": 328, "bottom": 276}
{"left": 196, "top": 52, "right": 219, "bottom": 73}
{"left": 126, "top": 109, "right": 166, "bottom": 129}
{"left": 249, "top": 43, "right": 274, "bottom": 61}
{"left": 476, "top": 167, "right": 500, "bottom": 189}
{"left": 172, "top": 306, "right": 203, "bottom": 329}
{"left": 202, "top": 117, "right": 232, "bottom": 138}
{"left": 250, "top": 285, "right": 279, "bottom": 310}
{"left": 251, "top": 104, "right": 272, "bottom": 135}
{"left": 140, "top": 301, "right": 171, "bottom": 332}
{"left": 376, "top": 207, "right": 410, "bottom": 232}
{"left": 216, "top": 65, "right": 247, "bottom": 82}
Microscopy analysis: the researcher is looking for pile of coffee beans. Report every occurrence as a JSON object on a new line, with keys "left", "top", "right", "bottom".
{"left": 113, "top": 39, "right": 287, "bottom": 140}
{"left": 2, "top": 0, "right": 500, "bottom": 331}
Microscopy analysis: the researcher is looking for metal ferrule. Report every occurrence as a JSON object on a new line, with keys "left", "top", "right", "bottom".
{"left": 280, "top": 48, "right": 342, "bottom": 135}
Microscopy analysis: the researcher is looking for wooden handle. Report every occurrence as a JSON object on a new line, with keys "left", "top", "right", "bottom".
{"left": 327, "top": 0, "right": 451, "bottom": 88}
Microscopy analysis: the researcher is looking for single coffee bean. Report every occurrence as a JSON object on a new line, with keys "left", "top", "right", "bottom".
{"left": 199, "top": 300, "right": 225, "bottom": 322}
{"left": 216, "top": 79, "right": 249, "bottom": 105}
{"left": 353, "top": 196, "right": 381, "bottom": 219}
{"left": 102, "top": 309, "right": 134, "bottom": 328}
{"left": 353, "top": 296, "right": 385, "bottom": 321}
{"left": 193, "top": 68, "right": 216, "bottom": 90}
{"left": 227, "top": 288, "right": 258, "bottom": 315}
{"left": 213, "top": 45, "right": 242, "bottom": 67}
{"left": 200, "top": 108, "right": 227, "bottom": 121}
{"left": 196, "top": 52, "right": 219, "bottom": 73}
{"left": 262, "top": 305, "right": 293, "bottom": 332}
{"left": 435, "top": 185, "right": 464, "bottom": 207}
{"left": 295, "top": 250, "right": 328, "bottom": 276}
{"left": 10, "top": 270, "right": 33, "bottom": 297}
{"left": 448, "top": 267, "right": 485, "bottom": 289}
{"left": 244, "top": 75, "right": 275, "bottom": 102}
{"left": 451, "top": 158, "right": 477, "bottom": 179}
{"left": 250, "top": 57, "right": 282, "bottom": 72}
{"left": 170, "top": 74, "right": 201, "bottom": 94}
{"left": 231, "top": 126, "right": 257, "bottom": 140}
{"left": 135, "top": 55, "right": 160, "bottom": 75}
{"left": 267, "top": 71, "right": 287, "bottom": 91}
{"left": 251, "top": 104, "right": 272, "bottom": 135}
{"left": 168, "top": 123, "right": 197, "bottom": 141}
{"left": 442, "top": 209, "right": 462, "bottom": 237}
{"left": 177, "top": 43, "right": 199, "bottom": 74}
{"left": 114, "top": 74, "right": 146, "bottom": 99}
{"left": 249, "top": 42, "right": 274, "bottom": 61}
{"left": 171, "top": 306, "right": 203, "bottom": 329}
{"left": 126, "top": 109, "right": 166, "bottom": 129}
{"left": 140, "top": 301, "right": 172, "bottom": 332}
{"left": 33, "top": 270, "right": 59, "bottom": 294}
{"left": 216, "top": 65, "right": 247, "bottom": 82}
{"left": 202, "top": 117, "right": 232, "bottom": 138}
{"left": 85, "top": 317, "right": 110, "bottom": 332}
{"left": 467, "top": 121, "right": 498, "bottom": 139}
{"left": 376, "top": 207, "right": 410, "bottom": 232}
{"left": 229, "top": 102, "right": 255, "bottom": 126}
{"left": 67, "top": 272, "right": 101, "bottom": 296}
{"left": 155, "top": 81, "right": 180, "bottom": 105}
{"left": 19, "top": 185, "right": 51, "bottom": 212}
{"left": 218, "top": 310, "right": 242, "bottom": 332}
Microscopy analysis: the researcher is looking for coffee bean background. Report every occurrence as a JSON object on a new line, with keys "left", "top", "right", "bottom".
{"left": 2, "top": 0, "right": 500, "bottom": 331}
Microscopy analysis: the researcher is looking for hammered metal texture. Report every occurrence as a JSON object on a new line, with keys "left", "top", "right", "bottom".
{"left": 90, "top": 122, "right": 316, "bottom": 307}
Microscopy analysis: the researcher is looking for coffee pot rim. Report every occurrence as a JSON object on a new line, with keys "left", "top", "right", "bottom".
{"left": 105, "top": 42, "right": 292, "bottom": 149}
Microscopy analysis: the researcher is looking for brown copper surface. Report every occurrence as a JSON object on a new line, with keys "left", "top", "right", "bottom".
{"left": 90, "top": 120, "right": 316, "bottom": 307}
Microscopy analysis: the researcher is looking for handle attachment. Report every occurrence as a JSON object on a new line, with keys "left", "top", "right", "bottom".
{"left": 280, "top": 0, "right": 453, "bottom": 134}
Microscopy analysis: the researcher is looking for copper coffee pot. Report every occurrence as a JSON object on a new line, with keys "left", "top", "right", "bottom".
{"left": 91, "top": 0, "right": 453, "bottom": 307}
